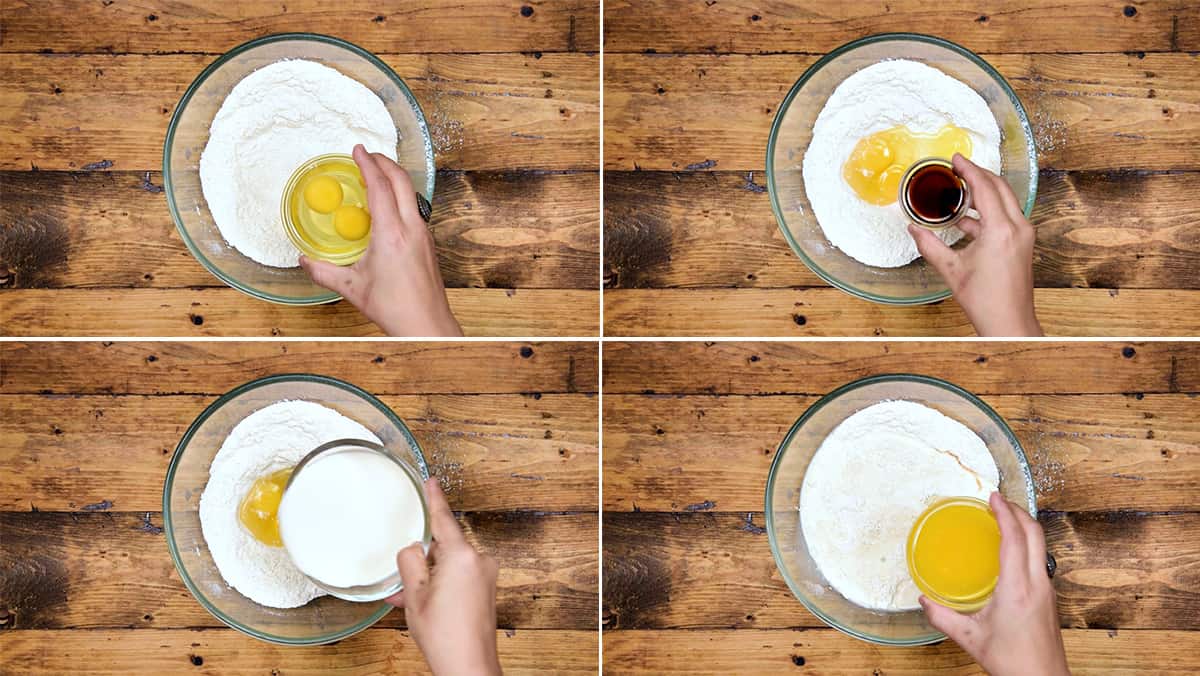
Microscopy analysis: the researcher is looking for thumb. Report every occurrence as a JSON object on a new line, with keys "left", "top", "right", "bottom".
{"left": 908, "top": 223, "right": 959, "bottom": 281}
{"left": 299, "top": 255, "right": 356, "bottom": 299}
{"left": 920, "top": 595, "right": 978, "bottom": 649}
{"left": 392, "top": 541, "right": 430, "bottom": 602}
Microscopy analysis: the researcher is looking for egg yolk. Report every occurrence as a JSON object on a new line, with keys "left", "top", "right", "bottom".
{"left": 843, "top": 124, "right": 973, "bottom": 206}
{"left": 907, "top": 498, "right": 1000, "bottom": 606}
{"left": 303, "top": 175, "right": 344, "bottom": 214}
{"left": 237, "top": 467, "right": 294, "bottom": 547}
{"left": 333, "top": 205, "right": 371, "bottom": 241}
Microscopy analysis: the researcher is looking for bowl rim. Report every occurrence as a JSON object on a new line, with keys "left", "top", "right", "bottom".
{"left": 162, "top": 31, "right": 435, "bottom": 305}
{"left": 765, "top": 31, "right": 1039, "bottom": 306}
{"left": 162, "top": 372, "right": 429, "bottom": 645}
{"left": 763, "top": 372, "right": 1037, "bottom": 646}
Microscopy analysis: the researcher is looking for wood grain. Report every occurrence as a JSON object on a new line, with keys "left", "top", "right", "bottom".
{"left": 0, "top": 288, "right": 600, "bottom": 336}
{"left": 1, "top": 0, "right": 600, "bottom": 55}
{"left": 1, "top": 170, "right": 599, "bottom": 290}
{"left": 0, "top": 628, "right": 598, "bottom": 675}
{"left": 602, "top": 511, "right": 1200, "bottom": 631}
{"left": 0, "top": 511, "right": 597, "bottom": 630}
{"left": 603, "top": 393, "right": 1200, "bottom": 513}
{"left": 601, "top": 341, "right": 1198, "bottom": 395}
{"left": 602, "top": 628, "right": 1200, "bottom": 674}
{"left": 604, "top": 52, "right": 1200, "bottom": 172}
{"left": 603, "top": 288, "right": 1200, "bottom": 336}
{"left": 604, "top": 170, "right": 1200, "bottom": 290}
{"left": 0, "top": 341, "right": 598, "bottom": 394}
{"left": 0, "top": 53, "right": 598, "bottom": 171}
{"left": 0, "top": 393, "right": 596, "bottom": 512}
{"left": 602, "top": 1, "right": 1199, "bottom": 54}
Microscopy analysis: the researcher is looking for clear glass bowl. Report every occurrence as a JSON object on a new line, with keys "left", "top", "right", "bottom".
{"left": 767, "top": 33, "right": 1038, "bottom": 305}
{"left": 283, "top": 438, "right": 432, "bottom": 602}
{"left": 163, "top": 374, "right": 429, "bottom": 645}
{"left": 163, "top": 33, "right": 435, "bottom": 305}
{"left": 764, "top": 374, "right": 1036, "bottom": 645}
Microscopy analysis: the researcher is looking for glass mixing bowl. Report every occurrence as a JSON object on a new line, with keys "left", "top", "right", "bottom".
{"left": 163, "top": 33, "right": 435, "bottom": 304}
{"left": 163, "top": 374, "right": 429, "bottom": 645}
{"left": 767, "top": 33, "right": 1038, "bottom": 304}
{"left": 764, "top": 374, "right": 1036, "bottom": 645}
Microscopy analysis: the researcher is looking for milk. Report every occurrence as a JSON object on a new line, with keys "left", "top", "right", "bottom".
{"left": 278, "top": 448, "right": 425, "bottom": 589}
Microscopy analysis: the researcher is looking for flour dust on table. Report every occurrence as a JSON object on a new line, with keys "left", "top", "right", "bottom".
{"left": 802, "top": 60, "right": 1002, "bottom": 268}
{"left": 200, "top": 60, "right": 399, "bottom": 268}
{"left": 198, "top": 400, "right": 380, "bottom": 608}
{"left": 799, "top": 400, "right": 999, "bottom": 611}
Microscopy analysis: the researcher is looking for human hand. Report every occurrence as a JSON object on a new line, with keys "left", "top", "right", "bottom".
{"left": 300, "top": 144, "right": 463, "bottom": 337}
{"left": 387, "top": 478, "right": 501, "bottom": 676}
{"left": 920, "top": 492, "right": 1069, "bottom": 676}
{"left": 907, "top": 153, "right": 1042, "bottom": 337}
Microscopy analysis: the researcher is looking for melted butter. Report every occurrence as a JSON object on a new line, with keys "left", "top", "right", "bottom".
{"left": 843, "top": 124, "right": 973, "bottom": 205}
{"left": 238, "top": 467, "right": 294, "bottom": 547}
{"left": 907, "top": 497, "right": 1000, "bottom": 608}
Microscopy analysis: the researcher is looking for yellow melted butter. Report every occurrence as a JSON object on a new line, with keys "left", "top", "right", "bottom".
{"left": 907, "top": 497, "right": 1000, "bottom": 607}
{"left": 843, "top": 124, "right": 973, "bottom": 206}
{"left": 237, "top": 467, "right": 295, "bottom": 547}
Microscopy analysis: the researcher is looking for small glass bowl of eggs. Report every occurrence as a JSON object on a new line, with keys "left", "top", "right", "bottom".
{"left": 281, "top": 153, "right": 373, "bottom": 265}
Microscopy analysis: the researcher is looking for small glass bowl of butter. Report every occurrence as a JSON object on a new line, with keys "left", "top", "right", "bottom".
{"left": 906, "top": 496, "right": 1001, "bottom": 612}
{"left": 281, "top": 154, "right": 373, "bottom": 266}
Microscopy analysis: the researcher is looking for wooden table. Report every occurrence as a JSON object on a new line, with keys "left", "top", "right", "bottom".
{"left": 603, "top": 1, "right": 1200, "bottom": 336}
{"left": 0, "top": 341, "right": 599, "bottom": 673}
{"left": 603, "top": 341, "right": 1200, "bottom": 672}
{"left": 0, "top": 1, "right": 600, "bottom": 336}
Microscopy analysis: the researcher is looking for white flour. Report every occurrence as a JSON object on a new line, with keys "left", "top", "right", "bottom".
{"left": 198, "top": 400, "right": 381, "bottom": 608}
{"left": 799, "top": 400, "right": 999, "bottom": 611}
{"left": 200, "top": 60, "right": 399, "bottom": 267}
{"left": 802, "top": 60, "right": 1002, "bottom": 267}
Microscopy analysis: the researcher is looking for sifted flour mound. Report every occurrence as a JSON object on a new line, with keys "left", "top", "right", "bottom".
{"left": 200, "top": 60, "right": 399, "bottom": 267}
{"left": 198, "top": 400, "right": 381, "bottom": 608}
{"left": 799, "top": 400, "right": 999, "bottom": 611}
{"left": 802, "top": 60, "right": 1002, "bottom": 268}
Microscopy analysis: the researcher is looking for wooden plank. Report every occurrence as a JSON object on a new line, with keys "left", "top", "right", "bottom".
{"left": 603, "top": 288, "right": 1200, "bottom": 336}
{"left": 1, "top": 170, "right": 599, "bottom": 290}
{"left": 601, "top": 512, "right": 1200, "bottom": 631}
{"left": 602, "top": 0, "right": 1198, "bottom": 54}
{"left": 0, "top": 394, "right": 597, "bottom": 512}
{"left": 0, "top": 288, "right": 600, "bottom": 336}
{"left": 603, "top": 53, "right": 1200, "bottom": 171}
{"left": 0, "top": 53, "right": 599, "bottom": 171}
{"left": 601, "top": 341, "right": 1199, "bottom": 395}
{"left": 604, "top": 170, "right": 1200, "bottom": 291}
{"left": 602, "top": 628, "right": 1200, "bottom": 674}
{"left": 602, "top": 394, "right": 1200, "bottom": 513}
{"left": 0, "top": 511, "right": 597, "bottom": 630}
{"left": 0, "top": 342, "right": 599, "bottom": 394}
{"left": 0, "top": 628, "right": 598, "bottom": 675}
{"left": 1, "top": 0, "right": 600, "bottom": 55}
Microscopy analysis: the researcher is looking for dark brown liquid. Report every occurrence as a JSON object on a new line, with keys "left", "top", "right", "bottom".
{"left": 907, "top": 164, "right": 964, "bottom": 222}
